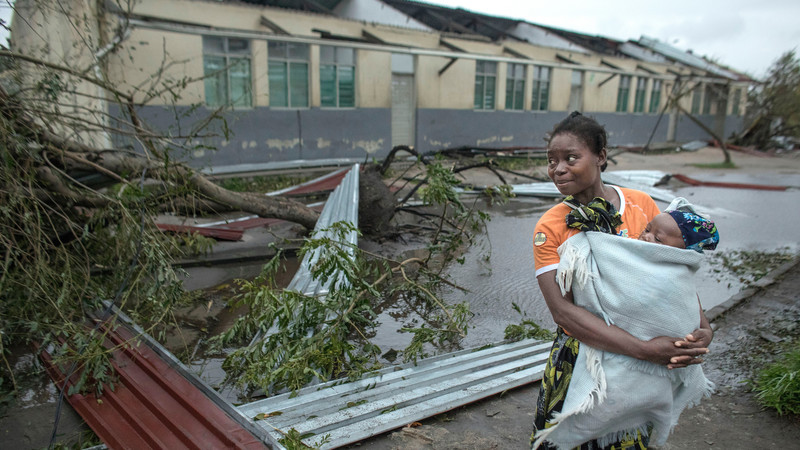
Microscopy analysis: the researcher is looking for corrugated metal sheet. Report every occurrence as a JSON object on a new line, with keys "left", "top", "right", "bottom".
{"left": 238, "top": 338, "right": 551, "bottom": 449}
{"left": 601, "top": 170, "right": 675, "bottom": 203}
{"left": 39, "top": 311, "right": 276, "bottom": 450}
{"left": 286, "top": 164, "right": 360, "bottom": 296}
{"left": 502, "top": 170, "right": 676, "bottom": 202}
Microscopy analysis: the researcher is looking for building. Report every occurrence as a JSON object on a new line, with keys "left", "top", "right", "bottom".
{"left": 10, "top": 0, "right": 753, "bottom": 173}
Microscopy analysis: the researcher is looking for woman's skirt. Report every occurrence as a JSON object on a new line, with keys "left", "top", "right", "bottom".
{"left": 532, "top": 328, "right": 650, "bottom": 450}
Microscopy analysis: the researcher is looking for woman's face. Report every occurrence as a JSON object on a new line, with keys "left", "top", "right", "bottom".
{"left": 546, "top": 132, "right": 606, "bottom": 197}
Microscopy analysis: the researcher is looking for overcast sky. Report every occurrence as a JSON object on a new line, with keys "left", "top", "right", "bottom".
{"left": 430, "top": 0, "right": 800, "bottom": 79}
{"left": 2, "top": 1, "right": 798, "bottom": 79}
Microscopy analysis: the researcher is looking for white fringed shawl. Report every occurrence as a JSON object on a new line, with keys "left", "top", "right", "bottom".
{"left": 533, "top": 232, "right": 715, "bottom": 449}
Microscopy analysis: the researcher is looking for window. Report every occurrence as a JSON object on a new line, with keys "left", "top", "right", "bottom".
{"left": 203, "top": 36, "right": 252, "bottom": 108}
{"left": 633, "top": 77, "right": 647, "bottom": 113}
{"left": 268, "top": 42, "right": 309, "bottom": 108}
{"left": 649, "top": 79, "right": 662, "bottom": 113}
{"left": 568, "top": 70, "right": 583, "bottom": 111}
{"left": 703, "top": 86, "right": 716, "bottom": 115}
{"left": 531, "top": 66, "right": 550, "bottom": 111}
{"left": 691, "top": 85, "right": 703, "bottom": 114}
{"left": 616, "top": 75, "right": 631, "bottom": 112}
{"left": 731, "top": 88, "right": 742, "bottom": 116}
{"left": 505, "top": 63, "right": 525, "bottom": 110}
{"left": 474, "top": 60, "right": 497, "bottom": 110}
{"left": 320, "top": 46, "right": 355, "bottom": 108}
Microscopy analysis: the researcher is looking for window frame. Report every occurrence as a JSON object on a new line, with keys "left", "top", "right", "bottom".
{"left": 691, "top": 85, "right": 703, "bottom": 115}
{"left": 202, "top": 36, "right": 253, "bottom": 108}
{"left": 531, "top": 66, "right": 550, "bottom": 111}
{"left": 568, "top": 70, "right": 584, "bottom": 112}
{"left": 731, "top": 87, "right": 742, "bottom": 116}
{"left": 268, "top": 41, "right": 310, "bottom": 109}
{"left": 474, "top": 60, "right": 497, "bottom": 110}
{"left": 616, "top": 75, "right": 631, "bottom": 112}
{"left": 320, "top": 46, "right": 356, "bottom": 108}
{"left": 648, "top": 79, "right": 662, "bottom": 113}
{"left": 505, "top": 63, "right": 525, "bottom": 111}
{"left": 633, "top": 77, "right": 647, "bottom": 113}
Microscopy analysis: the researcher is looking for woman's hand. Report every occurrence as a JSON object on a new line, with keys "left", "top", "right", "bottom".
{"left": 640, "top": 335, "right": 709, "bottom": 368}
{"left": 668, "top": 303, "right": 714, "bottom": 369}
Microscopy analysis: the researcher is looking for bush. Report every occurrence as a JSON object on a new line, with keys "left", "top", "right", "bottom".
{"left": 752, "top": 342, "right": 800, "bottom": 415}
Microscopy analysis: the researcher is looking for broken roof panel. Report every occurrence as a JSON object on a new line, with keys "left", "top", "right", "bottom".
{"left": 381, "top": 0, "right": 523, "bottom": 41}
{"left": 637, "top": 36, "right": 740, "bottom": 80}
{"left": 507, "top": 22, "right": 592, "bottom": 54}
{"left": 333, "top": 0, "right": 432, "bottom": 31}
{"left": 531, "top": 25, "right": 628, "bottom": 58}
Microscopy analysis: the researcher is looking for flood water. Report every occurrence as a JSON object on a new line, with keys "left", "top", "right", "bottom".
{"left": 188, "top": 171, "right": 800, "bottom": 400}
{"left": 431, "top": 172, "right": 800, "bottom": 349}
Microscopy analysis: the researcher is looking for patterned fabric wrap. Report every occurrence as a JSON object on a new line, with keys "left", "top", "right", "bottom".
{"left": 563, "top": 196, "right": 623, "bottom": 235}
{"left": 667, "top": 210, "right": 719, "bottom": 252}
{"left": 531, "top": 232, "right": 714, "bottom": 449}
{"left": 532, "top": 328, "right": 650, "bottom": 450}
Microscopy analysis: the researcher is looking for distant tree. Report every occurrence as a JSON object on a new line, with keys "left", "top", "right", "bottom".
{"left": 738, "top": 50, "right": 800, "bottom": 149}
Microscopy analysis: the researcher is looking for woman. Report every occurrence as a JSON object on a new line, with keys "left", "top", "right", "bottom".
{"left": 532, "top": 112, "right": 713, "bottom": 449}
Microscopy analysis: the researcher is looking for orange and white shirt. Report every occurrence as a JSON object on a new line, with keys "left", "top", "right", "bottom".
{"left": 533, "top": 186, "right": 660, "bottom": 277}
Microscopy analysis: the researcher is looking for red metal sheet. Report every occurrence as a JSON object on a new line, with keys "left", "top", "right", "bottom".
{"left": 156, "top": 223, "right": 244, "bottom": 241}
{"left": 39, "top": 321, "right": 270, "bottom": 450}
{"left": 673, "top": 173, "right": 787, "bottom": 191}
{"left": 269, "top": 168, "right": 349, "bottom": 196}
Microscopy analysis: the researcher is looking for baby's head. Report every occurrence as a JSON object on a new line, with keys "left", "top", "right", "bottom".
{"left": 639, "top": 211, "right": 719, "bottom": 252}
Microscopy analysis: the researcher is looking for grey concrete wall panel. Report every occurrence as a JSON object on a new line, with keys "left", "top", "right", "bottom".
{"left": 595, "top": 113, "right": 670, "bottom": 147}
{"left": 109, "top": 105, "right": 391, "bottom": 169}
{"left": 724, "top": 116, "right": 745, "bottom": 140}
{"left": 675, "top": 114, "right": 717, "bottom": 142}
{"left": 416, "top": 110, "right": 564, "bottom": 151}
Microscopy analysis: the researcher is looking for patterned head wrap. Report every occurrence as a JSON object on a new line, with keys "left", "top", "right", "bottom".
{"left": 563, "top": 196, "right": 623, "bottom": 235}
{"left": 667, "top": 210, "right": 719, "bottom": 252}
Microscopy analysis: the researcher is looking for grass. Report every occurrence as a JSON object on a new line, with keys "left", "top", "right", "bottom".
{"left": 216, "top": 174, "right": 316, "bottom": 193}
{"left": 752, "top": 341, "right": 800, "bottom": 415}
{"left": 709, "top": 249, "right": 794, "bottom": 287}
{"left": 690, "top": 161, "right": 738, "bottom": 169}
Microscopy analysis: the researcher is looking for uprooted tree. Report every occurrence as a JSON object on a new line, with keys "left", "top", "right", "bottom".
{"left": 0, "top": 0, "right": 533, "bottom": 407}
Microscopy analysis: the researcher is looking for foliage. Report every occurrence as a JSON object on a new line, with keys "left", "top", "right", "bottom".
{"left": 504, "top": 303, "right": 554, "bottom": 341}
{"left": 0, "top": 111, "right": 192, "bottom": 397}
{"left": 218, "top": 173, "right": 316, "bottom": 194}
{"left": 739, "top": 50, "right": 800, "bottom": 149}
{"left": 278, "top": 428, "right": 330, "bottom": 449}
{"left": 709, "top": 249, "right": 793, "bottom": 287}
{"left": 0, "top": 0, "right": 232, "bottom": 401}
{"left": 210, "top": 158, "right": 509, "bottom": 396}
{"left": 751, "top": 342, "right": 800, "bottom": 415}
{"left": 485, "top": 155, "right": 547, "bottom": 172}
{"left": 210, "top": 221, "right": 472, "bottom": 394}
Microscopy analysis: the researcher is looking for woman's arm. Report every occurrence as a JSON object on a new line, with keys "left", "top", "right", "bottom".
{"left": 538, "top": 273, "right": 710, "bottom": 366}
{"left": 668, "top": 298, "right": 713, "bottom": 368}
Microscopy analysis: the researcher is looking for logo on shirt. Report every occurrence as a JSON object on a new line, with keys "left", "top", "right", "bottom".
{"left": 534, "top": 232, "right": 547, "bottom": 246}
{"left": 617, "top": 229, "right": 628, "bottom": 238}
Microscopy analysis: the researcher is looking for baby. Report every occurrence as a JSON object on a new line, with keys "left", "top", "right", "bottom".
{"left": 639, "top": 208, "right": 719, "bottom": 252}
